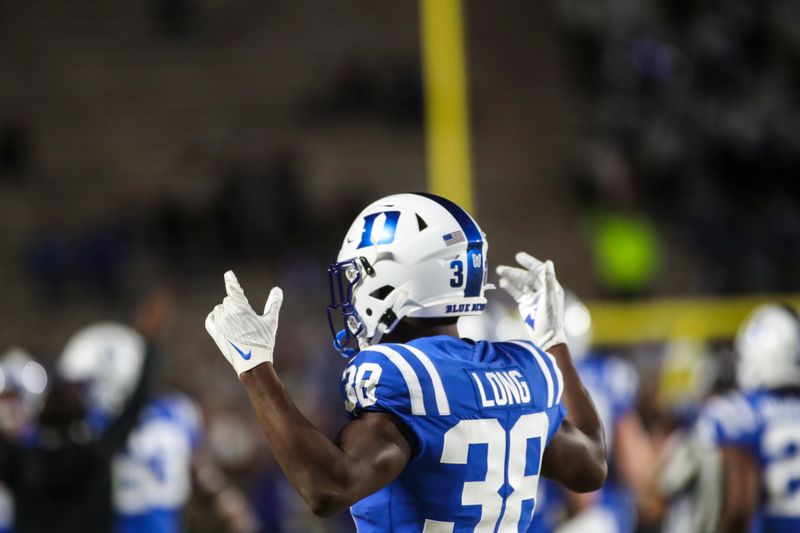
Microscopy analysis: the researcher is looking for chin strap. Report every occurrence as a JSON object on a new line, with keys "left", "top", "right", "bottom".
{"left": 370, "top": 289, "right": 410, "bottom": 346}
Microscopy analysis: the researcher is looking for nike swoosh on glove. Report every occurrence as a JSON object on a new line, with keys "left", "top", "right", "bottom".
{"left": 205, "top": 270, "right": 283, "bottom": 377}
{"left": 496, "top": 252, "right": 566, "bottom": 351}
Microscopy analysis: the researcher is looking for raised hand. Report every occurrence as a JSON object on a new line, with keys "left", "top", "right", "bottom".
{"left": 205, "top": 271, "right": 283, "bottom": 376}
{"left": 496, "top": 252, "right": 566, "bottom": 351}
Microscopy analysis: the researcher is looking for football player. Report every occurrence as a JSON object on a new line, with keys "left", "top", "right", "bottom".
{"left": 0, "top": 348, "right": 46, "bottom": 440}
{"left": 205, "top": 193, "right": 607, "bottom": 531}
{"left": 111, "top": 391, "right": 202, "bottom": 533}
{"left": 0, "top": 295, "right": 166, "bottom": 533}
{"left": 0, "top": 347, "right": 47, "bottom": 533}
{"left": 653, "top": 339, "right": 720, "bottom": 533}
{"left": 62, "top": 320, "right": 257, "bottom": 533}
{"left": 696, "top": 304, "right": 800, "bottom": 532}
{"left": 59, "top": 319, "right": 195, "bottom": 533}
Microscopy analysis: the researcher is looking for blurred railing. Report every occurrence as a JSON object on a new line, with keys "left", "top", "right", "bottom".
{"left": 588, "top": 295, "right": 800, "bottom": 344}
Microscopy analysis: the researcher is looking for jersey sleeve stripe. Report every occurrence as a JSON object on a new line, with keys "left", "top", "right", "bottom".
{"left": 367, "top": 345, "right": 427, "bottom": 415}
{"left": 540, "top": 349, "right": 564, "bottom": 405}
{"left": 401, "top": 344, "right": 451, "bottom": 416}
{"left": 510, "top": 341, "right": 554, "bottom": 407}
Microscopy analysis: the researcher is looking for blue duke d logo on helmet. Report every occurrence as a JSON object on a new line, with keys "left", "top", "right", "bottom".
{"left": 358, "top": 211, "right": 401, "bottom": 249}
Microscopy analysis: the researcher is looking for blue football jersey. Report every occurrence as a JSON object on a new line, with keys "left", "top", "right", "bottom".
{"left": 340, "top": 335, "right": 566, "bottom": 532}
{"left": 697, "top": 389, "right": 800, "bottom": 533}
{"left": 113, "top": 393, "right": 202, "bottom": 533}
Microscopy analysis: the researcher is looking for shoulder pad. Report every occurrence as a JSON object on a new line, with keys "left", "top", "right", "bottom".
{"left": 341, "top": 344, "right": 451, "bottom": 417}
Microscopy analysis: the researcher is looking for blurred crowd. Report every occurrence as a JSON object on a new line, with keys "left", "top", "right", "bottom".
{"left": 559, "top": 0, "right": 800, "bottom": 295}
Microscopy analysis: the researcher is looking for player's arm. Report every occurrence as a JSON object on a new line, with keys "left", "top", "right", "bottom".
{"left": 193, "top": 453, "right": 262, "bottom": 532}
{"left": 695, "top": 396, "right": 762, "bottom": 532}
{"left": 205, "top": 272, "right": 413, "bottom": 517}
{"left": 97, "top": 292, "right": 170, "bottom": 452}
{"left": 615, "top": 412, "right": 656, "bottom": 492}
{"left": 717, "top": 446, "right": 759, "bottom": 533}
{"left": 497, "top": 253, "right": 607, "bottom": 492}
{"left": 540, "top": 343, "right": 607, "bottom": 492}
{"left": 614, "top": 410, "right": 662, "bottom": 521}
{"left": 241, "top": 365, "right": 412, "bottom": 516}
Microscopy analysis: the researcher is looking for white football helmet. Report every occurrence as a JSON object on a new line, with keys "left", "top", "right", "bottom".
{"left": 735, "top": 304, "right": 800, "bottom": 391}
{"left": 58, "top": 322, "right": 146, "bottom": 415}
{"left": 0, "top": 347, "right": 48, "bottom": 429}
{"left": 328, "top": 193, "right": 492, "bottom": 356}
{"left": 0, "top": 346, "right": 47, "bottom": 396}
{"left": 564, "top": 293, "right": 593, "bottom": 360}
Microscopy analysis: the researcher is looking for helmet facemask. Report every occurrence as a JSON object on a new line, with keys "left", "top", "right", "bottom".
{"left": 327, "top": 256, "right": 410, "bottom": 357}
{"left": 327, "top": 258, "right": 367, "bottom": 357}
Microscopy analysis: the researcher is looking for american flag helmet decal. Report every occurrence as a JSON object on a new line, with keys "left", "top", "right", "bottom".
{"left": 442, "top": 230, "right": 466, "bottom": 246}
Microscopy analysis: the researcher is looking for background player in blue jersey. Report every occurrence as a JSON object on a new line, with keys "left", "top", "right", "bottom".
{"left": 205, "top": 193, "right": 607, "bottom": 531}
{"left": 546, "top": 297, "right": 656, "bottom": 533}
{"left": 112, "top": 392, "right": 202, "bottom": 533}
{"left": 0, "top": 295, "right": 167, "bottom": 533}
{"left": 696, "top": 304, "right": 800, "bottom": 533}
{"left": 60, "top": 318, "right": 259, "bottom": 533}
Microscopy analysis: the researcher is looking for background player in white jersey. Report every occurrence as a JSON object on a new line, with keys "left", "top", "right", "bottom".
{"left": 696, "top": 304, "right": 800, "bottom": 532}
{"left": 205, "top": 193, "right": 607, "bottom": 531}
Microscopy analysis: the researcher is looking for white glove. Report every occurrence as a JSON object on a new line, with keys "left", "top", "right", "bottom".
{"left": 205, "top": 271, "right": 283, "bottom": 377}
{"left": 496, "top": 252, "right": 566, "bottom": 351}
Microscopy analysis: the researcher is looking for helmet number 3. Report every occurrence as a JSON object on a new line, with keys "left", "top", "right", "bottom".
{"left": 449, "top": 260, "right": 464, "bottom": 288}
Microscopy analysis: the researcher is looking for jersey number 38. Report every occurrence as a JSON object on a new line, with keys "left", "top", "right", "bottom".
{"left": 427, "top": 413, "right": 549, "bottom": 532}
